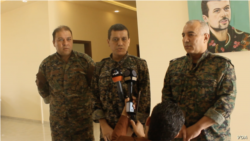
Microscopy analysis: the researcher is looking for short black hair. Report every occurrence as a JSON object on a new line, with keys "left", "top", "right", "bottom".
{"left": 52, "top": 25, "right": 72, "bottom": 41}
{"left": 147, "top": 101, "right": 185, "bottom": 141}
{"left": 108, "top": 23, "right": 130, "bottom": 39}
{"left": 201, "top": 0, "right": 230, "bottom": 17}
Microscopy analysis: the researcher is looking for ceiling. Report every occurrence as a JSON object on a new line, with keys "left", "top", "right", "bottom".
{"left": 1, "top": 1, "right": 137, "bottom": 18}
{"left": 1, "top": 1, "right": 35, "bottom": 14}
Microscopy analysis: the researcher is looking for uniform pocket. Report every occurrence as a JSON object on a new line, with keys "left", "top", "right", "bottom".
{"left": 170, "top": 73, "right": 185, "bottom": 100}
{"left": 196, "top": 77, "right": 217, "bottom": 102}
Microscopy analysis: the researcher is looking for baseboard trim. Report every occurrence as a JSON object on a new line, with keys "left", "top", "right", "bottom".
{"left": 1, "top": 115, "right": 50, "bottom": 124}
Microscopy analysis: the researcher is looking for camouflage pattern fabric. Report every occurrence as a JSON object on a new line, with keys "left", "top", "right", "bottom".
{"left": 91, "top": 53, "right": 151, "bottom": 140}
{"left": 208, "top": 25, "right": 250, "bottom": 53}
{"left": 162, "top": 50, "right": 236, "bottom": 141}
{"left": 36, "top": 51, "right": 95, "bottom": 141}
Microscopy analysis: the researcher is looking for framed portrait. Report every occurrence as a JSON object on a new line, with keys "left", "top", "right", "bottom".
{"left": 188, "top": 0, "right": 250, "bottom": 53}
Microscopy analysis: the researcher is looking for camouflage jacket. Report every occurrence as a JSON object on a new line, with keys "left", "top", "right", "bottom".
{"left": 36, "top": 51, "right": 95, "bottom": 140}
{"left": 208, "top": 25, "right": 250, "bottom": 53}
{"left": 91, "top": 53, "right": 151, "bottom": 129}
{"left": 162, "top": 51, "right": 237, "bottom": 141}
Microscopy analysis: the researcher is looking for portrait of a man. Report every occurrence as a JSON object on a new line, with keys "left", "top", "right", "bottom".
{"left": 189, "top": 0, "right": 250, "bottom": 53}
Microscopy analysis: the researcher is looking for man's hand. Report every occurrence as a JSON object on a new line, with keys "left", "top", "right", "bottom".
{"left": 175, "top": 125, "right": 186, "bottom": 141}
{"left": 121, "top": 98, "right": 130, "bottom": 117}
{"left": 186, "top": 124, "right": 202, "bottom": 141}
{"left": 99, "top": 119, "right": 113, "bottom": 141}
{"left": 126, "top": 126, "right": 133, "bottom": 136}
{"left": 185, "top": 116, "right": 215, "bottom": 141}
{"left": 130, "top": 120, "right": 145, "bottom": 138}
{"left": 121, "top": 96, "right": 137, "bottom": 117}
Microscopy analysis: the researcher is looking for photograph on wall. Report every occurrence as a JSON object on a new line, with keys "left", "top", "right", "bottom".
{"left": 188, "top": 0, "right": 250, "bottom": 53}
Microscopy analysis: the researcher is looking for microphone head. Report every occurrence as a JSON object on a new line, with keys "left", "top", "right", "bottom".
{"left": 111, "top": 68, "right": 123, "bottom": 82}
{"left": 124, "top": 68, "right": 137, "bottom": 83}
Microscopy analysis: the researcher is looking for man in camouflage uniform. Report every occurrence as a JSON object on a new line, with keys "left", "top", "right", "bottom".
{"left": 91, "top": 24, "right": 151, "bottom": 141}
{"left": 36, "top": 25, "right": 95, "bottom": 141}
{"left": 162, "top": 20, "right": 236, "bottom": 141}
{"left": 202, "top": 0, "right": 250, "bottom": 53}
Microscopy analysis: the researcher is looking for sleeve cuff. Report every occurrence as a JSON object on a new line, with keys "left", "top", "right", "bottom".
{"left": 43, "top": 96, "right": 50, "bottom": 104}
{"left": 204, "top": 108, "right": 225, "bottom": 125}
{"left": 92, "top": 109, "right": 105, "bottom": 122}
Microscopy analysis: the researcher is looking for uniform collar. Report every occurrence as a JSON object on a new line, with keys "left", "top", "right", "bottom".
{"left": 109, "top": 52, "right": 129, "bottom": 65}
{"left": 185, "top": 50, "right": 210, "bottom": 70}
{"left": 55, "top": 51, "right": 76, "bottom": 62}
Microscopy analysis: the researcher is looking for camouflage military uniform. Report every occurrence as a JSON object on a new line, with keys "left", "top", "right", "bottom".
{"left": 91, "top": 53, "right": 151, "bottom": 140}
{"left": 208, "top": 25, "right": 250, "bottom": 53}
{"left": 36, "top": 51, "right": 95, "bottom": 141}
{"left": 162, "top": 50, "right": 236, "bottom": 141}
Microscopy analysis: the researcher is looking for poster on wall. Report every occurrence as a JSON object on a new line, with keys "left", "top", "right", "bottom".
{"left": 188, "top": 0, "right": 250, "bottom": 53}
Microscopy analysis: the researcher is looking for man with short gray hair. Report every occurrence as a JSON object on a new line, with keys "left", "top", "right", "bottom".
{"left": 162, "top": 20, "right": 237, "bottom": 140}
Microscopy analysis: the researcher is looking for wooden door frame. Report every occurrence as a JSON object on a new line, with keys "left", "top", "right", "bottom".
{"left": 73, "top": 40, "right": 92, "bottom": 57}
{"left": 137, "top": 44, "right": 140, "bottom": 57}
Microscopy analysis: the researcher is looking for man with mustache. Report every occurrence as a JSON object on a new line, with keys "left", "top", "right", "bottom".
{"left": 202, "top": 0, "right": 250, "bottom": 53}
{"left": 162, "top": 20, "right": 236, "bottom": 140}
{"left": 91, "top": 23, "right": 151, "bottom": 141}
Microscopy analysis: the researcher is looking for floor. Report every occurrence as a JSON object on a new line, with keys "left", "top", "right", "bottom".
{"left": 1, "top": 116, "right": 101, "bottom": 141}
{"left": 1, "top": 116, "right": 51, "bottom": 141}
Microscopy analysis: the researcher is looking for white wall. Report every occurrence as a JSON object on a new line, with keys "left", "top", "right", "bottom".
{"left": 1, "top": 1, "right": 51, "bottom": 121}
{"left": 136, "top": 1, "right": 250, "bottom": 141}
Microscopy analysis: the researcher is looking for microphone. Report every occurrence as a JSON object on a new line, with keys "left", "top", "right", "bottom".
{"left": 124, "top": 68, "right": 137, "bottom": 122}
{"left": 111, "top": 68, "right": 124, "bottom": 103}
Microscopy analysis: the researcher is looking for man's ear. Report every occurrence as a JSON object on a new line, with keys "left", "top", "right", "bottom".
{"left": 145, "top": 116, "right": 151, "bottom": 139}
{"left": 127, "top": 38, "right": 131, "bottom": 47}
{"left": 202, "top": 15, "right": 208, "bottom": 23}
{"left": 53, "top": 40, "right": 55, "bottom": 47}
{"left": 204, "top": 33, "right": 210, "bottom": 43}
{"left": 107, "top": 39, "right": 110, "bottom": 44}
{"left": 145, "top": 117, "right": 151, "bottom": 126}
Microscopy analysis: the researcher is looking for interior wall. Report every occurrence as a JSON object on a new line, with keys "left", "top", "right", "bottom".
{"left": 1, "top": 1, "right": 50, "bottom": 121}
{"left": 136, "top": 1, "right": 250, "bottom": 141}
{"left": 47, "top": 1, "right": 139, "bottom": 62}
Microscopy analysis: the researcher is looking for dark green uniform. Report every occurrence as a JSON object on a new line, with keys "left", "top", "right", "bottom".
{"left": 162, "top": 51, "right": 236, "bottom": 141}
{"left": 208, "top": 25, "right": 250, "bottom": 53}
{"left": 36, "top": 51, "right": 95, "bottom": 141}
{"left": 91, "top": 54, "right": 151, "bottom": 140}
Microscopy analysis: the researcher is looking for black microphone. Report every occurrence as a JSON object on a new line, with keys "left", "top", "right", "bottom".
{"left": 111, "top": 68, "right": 124, "bottom": 103}
{"left": 124, "top": 68, "right": 137, "bottom": 122}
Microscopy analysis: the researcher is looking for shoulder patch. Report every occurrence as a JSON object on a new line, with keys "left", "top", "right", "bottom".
{"left": 170, "top": 56, "right": 185, "bottom": 62}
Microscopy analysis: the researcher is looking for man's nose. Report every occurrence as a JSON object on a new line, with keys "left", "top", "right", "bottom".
{"left": 183, "top": 35, "right": 189, "bottom": 42}
{"left": 117, "top": 39, "right": 123, "bottom": 45}
{"left": 222, "top": 10, "right": 228, "bottom": 17}
{"left": 63, "top": 40, "right": 68, "bottom": 45}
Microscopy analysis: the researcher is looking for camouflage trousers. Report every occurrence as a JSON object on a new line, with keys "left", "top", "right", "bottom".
{"left": 50, "top": 115, "right": 94, "bottom": 141}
